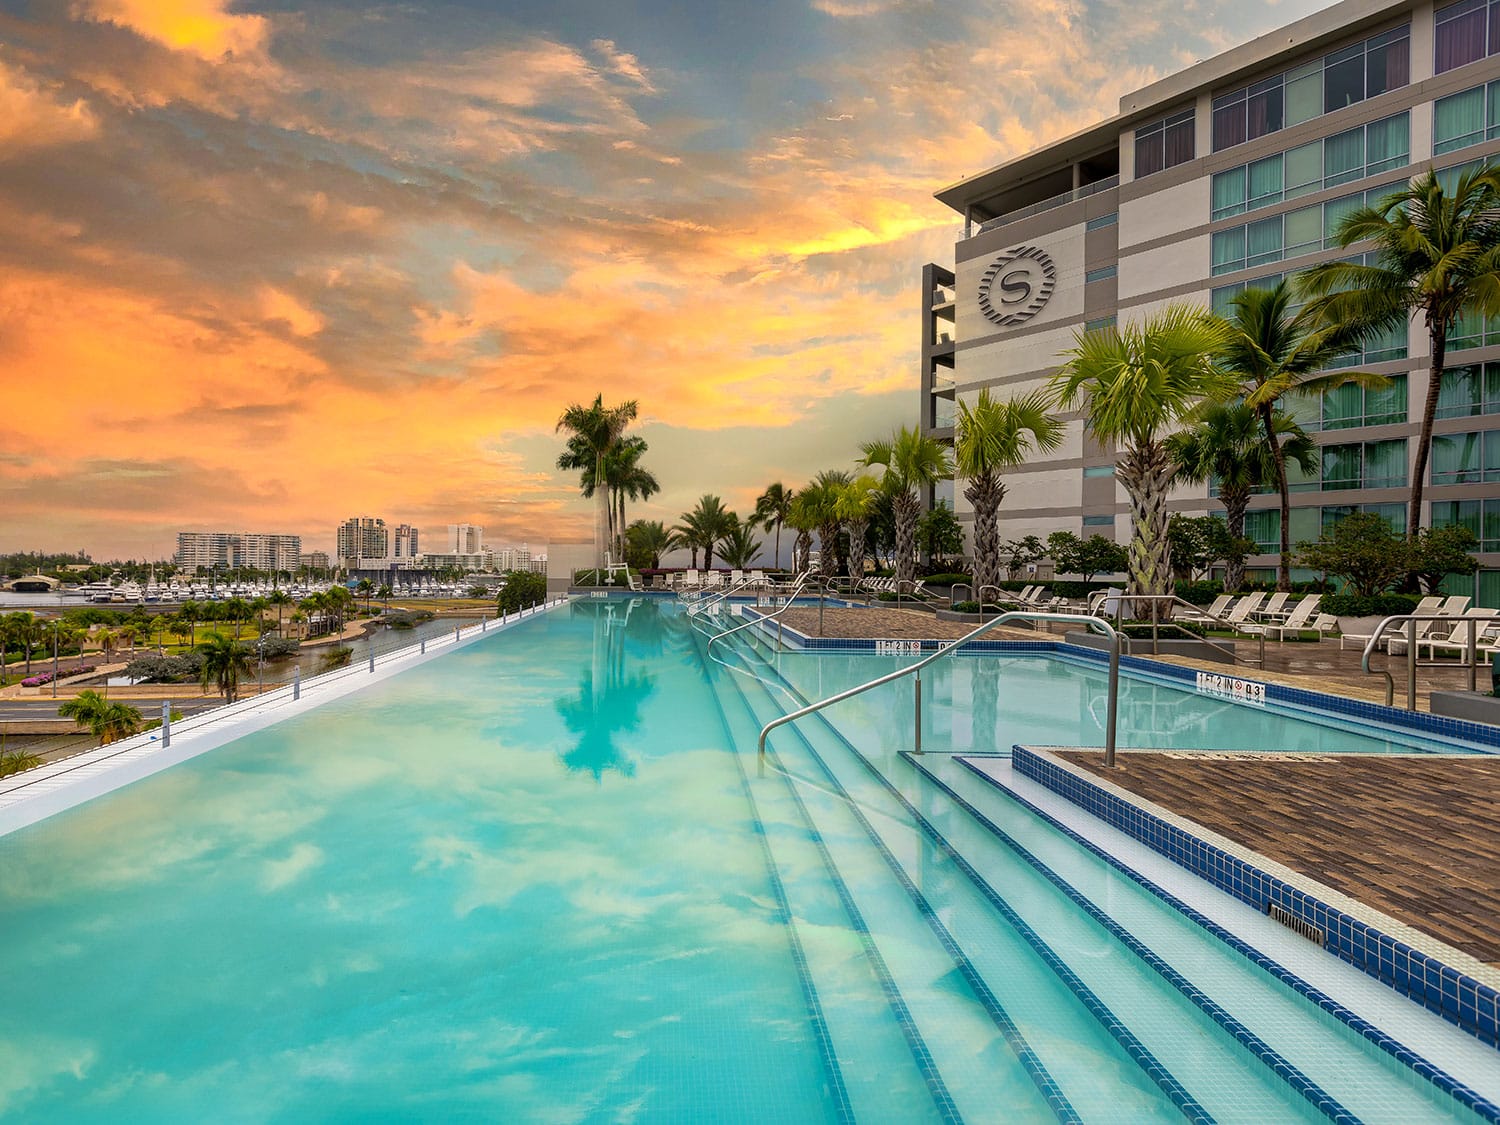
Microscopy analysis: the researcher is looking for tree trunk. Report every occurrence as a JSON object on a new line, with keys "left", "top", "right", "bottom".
{"left": 818, "top": 520, "right": 841, "bottom": 576}
{"left": 964, "top": 472, "right": 1005, "bottom": 603}
{"left": 795, "top": 530, "right": 812, "bottom": 574}
{"left": 847, "top": 517, "right": 869, "bottom": 583}
{"left": 1258, "top": 403, "right": 1292, "bottom": 592}
{"left": 1117, "top": 441, "right": 1174, "bottom": 608}
{"left": 893, "top": 491, "right": 921, "bottom": 590}
{"left": 594, "top": 452, "right": 609, "bottom": 570}
{"left": 773, "top": 522, "right": 782, "bottom": 570}
{"left": 1220, "top": 482, "right": 1250, "bottom": 595}
{"left": 1408, "top": 320, "right": 1445, "bottom": 537}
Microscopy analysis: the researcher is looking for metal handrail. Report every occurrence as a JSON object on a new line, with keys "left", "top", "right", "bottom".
{"left": 683, "top": 576, "right": 759, "bottom": 616}
{"left": 757, "top": 611, "right": 1123, "bottom": 767}
{"left": 1095, "top": 592, "right": 1247, "bottom": 665}
{"left": 705, "top": 571, "right": 827, "bottom": 654}
{"left": 1360, "top": 614, "right": 1488, "bottom": 709}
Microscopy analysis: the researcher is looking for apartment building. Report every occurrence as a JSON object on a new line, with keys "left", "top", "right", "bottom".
{"left": 335, "top": 517, "right": 389, "bottom": 568}
{"left": 921, "top": 0, "right": 1500, "bottom": 603}
{"left": 393, "top": 524, "right": 420, "bottom": 559}
{"left": 175, "top": 531, "right": 301, "bottom": 572}
{"left": 445, "top": 524, "right": 484, "bottom": 554}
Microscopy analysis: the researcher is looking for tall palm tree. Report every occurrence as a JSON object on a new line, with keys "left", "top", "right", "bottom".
{"left": 58, "top": 689, "right": 143, "bottom": 746}
{"left": 604, "top": 437, "right": 659, "bottom": 560}
{"left": 859, "top": 427, "right": 954, "bottom": 591}
{"left": 802, "top": 470, "right": 852, "bottom": 577}
{"left": 673, "top": 495, "right": 735, "bottom": 571}
{"left": 197, "top": 632, "right": 251, "bottom": 703}
{"left": 625, "top": 519, "right": 674, "bottom": 569}
{"left": 716, "top": 517, "right": 763, "bottom": 569}
{"left": 834, "top": 474, "right": 881, "bottom": 583}
{"left": 786, "top": 491, "right": 818, "bottom": 575}
{"left": 268, "top": 590, "right": 291, "bottom": 637}
{"left": 1299, "top": 164, "right": 1500, "bottom": 535}
{"left": 753, "top": 482, "right": 794, "bottom": 570}
{"left": 1217, "top": 282, "right": 1385, "bottom": 589}
{"left": 1165, "top": 402, "right": 1316, "bottom": 593}
{"left": 1052, "top": 306, "right": 1237, "bottom": 600}
{"left": 954, "top": 388, "right": 1064, "bottom": 600}
{"left": 556, "top": 395, "right": 640, "bottom": 568}
{"left": 354, "top": 579, "right": 374, "bottom": 614}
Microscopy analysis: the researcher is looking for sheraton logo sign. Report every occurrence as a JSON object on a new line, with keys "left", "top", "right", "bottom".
{"left": 977, "top": 245, "right": 1056, "bottom": 326}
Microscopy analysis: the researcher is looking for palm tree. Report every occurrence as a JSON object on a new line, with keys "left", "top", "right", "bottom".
{"left": 954, "top": 388, "right": 1064, "bottom": 600}
{"left": 268, "top": 590, "right": 291, "bottom": 637}
{"left": 1165, "top": 402, "right": 1316, "bottom": 593}
{"left": 603, "top": 436, "right": 658, "bottom": 560}
{"left": 834, "top": 474, "right": 881, "bottom": 583}
{"left": 377, "top": 584, "right": 392, "bottom": 611}
{"left": 354, "top": 579, "right": 374, "bottom": 614}
{"left": 859, "top": 427, "right": 954, "bottom": 591}
{"left": 221, "top": 596, "right": 249, "bottom": 639}
{"left": 58, "top": 689, "right": 143, "bottom": 746}
{"left": 289, "top": 610, "right": 307, "bottom": 640}
{"left": 786, "top": 491, "right": 818, "bottom": 575}
{"left": 753, "top": 483, "right": 794, "bottom": 572}
{"left": 625, "top": 520, "right": 674, "bottom": 569}
{"left": 197, "top": 631, "right": 251, "bottom": 703}
{"left": 179, "top": 599, "right": 200, "bottom": 646}
{"left": 801, "top": 470, "right": 852, "bottom": 577}
{"left": 1299, "top": 164, "right": 1500, "bottom": 535}
{"left": 1216, "top": 282, "right": 1386, "bottom": 589}
{"left": 556, "top": 395, "right": 640, "bottom": 568}
{"left": 673, "top": 495, "right": 735, "bottom": 571}
{"left": 716, "top": 517, "right": 763, "bottom": 569}
{"left": 1052, "top": 306, "right": 1237, "bottom": 600}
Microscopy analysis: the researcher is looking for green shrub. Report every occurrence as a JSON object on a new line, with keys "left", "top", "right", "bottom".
{"left": 498, "top": 570, "right": 548, "bottom": 614}
{"left": 1173, "top": 580, "right": 1223, "bottom": 605}
{"left": 951, "top": 601, "right": 980, "bottom": 613}
{"left": 320, "top": 646, "right": 354, "bottom": 671}
{"left": 122, "top": 653, "right": 202, "bottom": 682}
{"left": 383, "top": 610, "right": 434, "bottom": 630}
{"left": 923, "top": 573, "right": 972, "bottom": 586}
{"left": 1321, "top": 592, "right": 1421, "bottom": 618}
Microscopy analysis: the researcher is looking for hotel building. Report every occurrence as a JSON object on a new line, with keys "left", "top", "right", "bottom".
{"left": 921, "top": 0, "right": 1500, "bottom": 603}
{"left": 175, "top": 531, "right": 301, "bottom": 573}
{"left": 336, "top": 517, "right": 389, "bottom": 568}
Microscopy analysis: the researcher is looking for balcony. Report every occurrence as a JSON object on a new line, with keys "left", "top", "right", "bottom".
{"left": 969, "top": 176, "right": 1119, "bottom": 238}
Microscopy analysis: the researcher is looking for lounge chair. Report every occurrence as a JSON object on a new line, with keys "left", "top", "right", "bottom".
{"left": 1221, "top": 591, "right": 1265, "bottom": 629}
{"left": 1181, "top": 594, "right": 1234, "bottom": 623}
{"left": 681, "top": 569, "right": 701, "bottom": 589}
{"left": 1416, "top": 608, "right": 1500, "bottom": 661}
{"left": 1438, "top": 595, "right": 1472, "bottom": 616}
{"left": 1359, "top": 595, "right": 1443, "bottom": 653}
{"left": 1240, "top": 594, "right": 1322, "bottom": 642}
{"left": 1254, "top": 591, "right": 1290, "bottom": 620}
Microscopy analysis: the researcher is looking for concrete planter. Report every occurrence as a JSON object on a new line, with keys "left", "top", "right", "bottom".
{"left": 936, "top": 609, "right": 1032, "bottom": 627}
{"left": 1335, "top": 615, "right": 1384, "bottom": 636}
{"left": 1065, "top": 630, "right": 1235, "bottom": 665}
{"left": 1429, "top": 690, "right": 1500, "bottom": 726}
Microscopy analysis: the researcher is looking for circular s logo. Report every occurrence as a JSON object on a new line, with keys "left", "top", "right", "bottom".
{"left": 977, "top": 246, "right": 1056, "bottom": 326}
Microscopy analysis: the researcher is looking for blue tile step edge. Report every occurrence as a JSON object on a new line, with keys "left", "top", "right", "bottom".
{"left": 737, "top": 610, "right": 1500, "bottom": 753}
{"left": 1012, "top": 744, "right": 1500, "bottom": 1052}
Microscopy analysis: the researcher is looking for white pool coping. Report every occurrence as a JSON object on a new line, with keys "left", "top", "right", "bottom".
{"left": 0, "top": 598, "right": 572, "bottom": 838}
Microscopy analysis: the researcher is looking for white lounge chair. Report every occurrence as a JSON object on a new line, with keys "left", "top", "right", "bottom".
{"left": 1362, "top": 595, "right": 1443, "bottom": 653}
{"left": 1417, "top": 609, "right": 1500, "bottom": 661}
{"left": 1222, "top": 591, "right": 1265, "bottom": 627}
{"left": 1182, "top": 594, "right": 1234, "bottom": 623}
{"left": 1255, "top": 591, "right": 1290, "bottom": 621}
{"left": 1241, "top": 594, "right": 1322, "bottom": 642}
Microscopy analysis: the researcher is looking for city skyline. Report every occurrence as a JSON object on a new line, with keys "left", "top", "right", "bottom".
{"left": 0, "top": 0, "right": 1329, "bottom": 558}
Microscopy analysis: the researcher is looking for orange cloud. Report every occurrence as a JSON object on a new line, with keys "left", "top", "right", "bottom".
{"left": 70, "top": 0, "right": 270, "bottom": 62}
{"left": 0, "top": 58, "right": 97, "bottom": 149}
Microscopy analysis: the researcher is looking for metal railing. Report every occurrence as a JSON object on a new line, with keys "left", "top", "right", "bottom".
{"left": 1093, "top": 593, "right": 1247, "bottom": 665}
{"left": 0, "top": 598, "right": 571, "bottom": 800}
{"left": 1360, "top": 614, "right": 1489, "bottom": 709}
{"left": 704, "top": 572, "right": 831, "bottom": 653}
{"left": 969, "top": 176, "right": 1120, "bottom": 237}
{"left": 757, "top": 611, "right": 1123, "bottom": 767}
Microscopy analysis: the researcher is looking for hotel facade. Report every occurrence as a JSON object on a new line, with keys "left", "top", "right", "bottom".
{"left": 921, "top": 0, "right": 1500, "bottom": 604}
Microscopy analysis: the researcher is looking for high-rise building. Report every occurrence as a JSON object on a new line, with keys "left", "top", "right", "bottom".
{"left": 492, "top": 544, "right": 531, "bottom": 572}
{"left": 298, "top": 551, "right": 331, "bottom": 572}
{"left": 922, "top": 0, "right": 1500, "bottom": 602}
{"left": 446, "top": 523, "right": 484, "bottom": 554}
{"left": 336, "top": 517, "right": 389, "bottom": 567}
{"left": 394, "top": 524, "right": 420, "bottom": 558}
{"left": 175, "top": 531, "right": 301, "bottom": 572}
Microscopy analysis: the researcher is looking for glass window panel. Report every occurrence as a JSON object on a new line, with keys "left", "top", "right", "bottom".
{"left": 1489, "top": 81, "right": 1500, "bottom": 138}
{"left": 1284, "top": 140, "right": 1324, "bottom": 197}
{"left": 1085, "top": 212, "right": 1119, "bottom": 230}
{"left": 1323, "top": 194, "right": 1363, "bottom": 247}
{"left": 1246, "top": 216, "right": 1284, "bottom": 266}
{"left": 1324, "top": 126, "right": 1366, "bottom": 185}
{"left": 1448, "top": 307, "right": 1485, "bottom": 350}
{"left": 1366, "top": 503, "right": 1407, "bottom": 534}
{"left": 1321, "top": 505, "right": 1357, "bottom": 533}
{"left": 1211, "top": 167, "right": 1248, "bottom": 219}
{"left": 1284, "top": 205, "right": 1322, "bottom": 257}
{"left": 1247, "top": 154, "right": 1283, "bottom": 208}
{"left": 1163, "top": 113, "right": 1195, "bottom": 169}
{"left": 1366, "top": 33, "right": 1409, "bottom": 99}
{"left": 1285, "top": 389, "right": 1323, "bottom": 431}
{"left": 1364, "top": 439, "right": 1407, "bottom": 487}
{"left": 1213, "top": 101, "right": 1246, "bottom": 150}
{"left": 1083, "top": 465, "right": 1115, "bottom": 478}
{"left": 1438, "top": 364, "right": 1484, "bottom": 418}
{"left": 1432, "top": 499, "right": 1482, "bottom": 537}
{"left": 1365, "top": 112, "right": 1409, "bottom": 172}
{"left": 1365, "top": 373, "right": 1407, "bottom": 422}
{"left": 1082, "top": 515, "right": 1115, "bottom": 527}
{"left": 1322, "top": 444, "right": 1362, "bottom": 488}
{"left": 1244, "top": 509, "right": 1279, "bottom": 550}
{"left": 1324, "top": 45, "right": 1365, "bottom": 111}
{"left": 1485, "top": 430, "right": 1500, "bottom": 479}
{"left": 1485, "top": 363, "right": 1500, "bottom": 412}
{"left": 1432, "top": 432, "right": 1482, "bottom": 482}
{"left": 1435, "top": 0, "right": 1488, "bottom": 74}
{"left": 1210, "top": 283, "right": 1244, "bottom": 316}
{"left": 1364, "top": 320, "right": 1409, "bottom": 362}
{"left": 1135, "top": 128, "right": 1164, "bottom": 178}
{"left": 1322, "top": 382, "right": 1363, "bottom": 428}
{"left": 1285, "top": 62, "right": 1323, "bottom": 125}
{"left": 1085, "top": 265, "right": 1117, "bottom": 283}
{"left": 1247, "top": 79, "right": 1284, "bottom": 140}
{"left": 1287, "top": 454, "right": 1321, "bottom": 492}
{"left": 1288, "top": 506, "right": 1321, "bottom": 545}
{"left": 1435, "top": 86, "right": 1486, "bottom": 154}
{"left": 1211, "top": 227, "right": 1247, "bottom": 275}
{"left": 1485, "top": 500, "right": 1500, "bottom": 551}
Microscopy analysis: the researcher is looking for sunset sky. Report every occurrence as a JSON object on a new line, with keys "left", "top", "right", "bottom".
{"left": 0, "top": 0, "right": 1328, "bottom": 562}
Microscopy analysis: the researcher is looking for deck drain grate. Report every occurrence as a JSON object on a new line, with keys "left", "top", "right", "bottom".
{"left": 1267, "top": 902, "right": 1325, "bottom": 947}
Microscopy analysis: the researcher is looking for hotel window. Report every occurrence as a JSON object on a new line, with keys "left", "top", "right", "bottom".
{"left": 1211, "top": 26, "right": 1409, "bottom": 152}
{"left": 1432, "top": 430, "right": 1500, "bottom": 483}
{"left": 1437, "top": 363, "right": 1500, "bottom": 418}
{"left": 1321, "top": 503, "right": 1407, "bottom": 534}
{"left": 1435, "top": 0, "right": 1500, "bottom": 74}
{"left": 1208, "top": 113, "right": 1408, "bottom": 222}
{"left": 1085, "top": 212, "right": 1118, "bottom": 231}
{"left": 1432, "top": 498, "right": 1500, "bottom": 551}
{"left": 1082, "top": 514, "right": 1116, "bottom": 527}
{"left": 1084, "top": 264, "right": 1117, "bottom": 283}
{"left": 1320, "top": 374, "right": 1408, "bottom": 429}
{"left": 1084, "top": 316, "right": 1116, "bottom": 332}
{"left": 1321, "top": 439, "right": 1407, "bottom": 490}
{"left": 1434, "top": 83, "right": 1500, "bottom": 154}
{"left": 1447, "top": 306, "right": 1500, "bottom": 352}
{"left": 1082, "top": 465, "right": 1116, "bottom": 478}
{"left": 1135, "top": 108, "right": 1195, "bottom": 178}
{"left": 1243, "top": 509, "right": 1280, "bottom": 551}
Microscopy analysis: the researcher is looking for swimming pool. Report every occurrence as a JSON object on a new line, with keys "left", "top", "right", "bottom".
{"left": 0, "top": 598, "right": 1493, "bottom": 1121}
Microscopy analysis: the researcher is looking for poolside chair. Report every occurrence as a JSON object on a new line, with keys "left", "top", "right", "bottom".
{"left": 1416, "top": 608, "right": 1500, "bottom": 661}
{"left": 1240, "top": 594, "right": 1322, "bottom": 642}
{"left": 1369, "top": 595, "right": 1444, "bottom": 654}
{"left": 1438, "top": 595, "right": 1472, "bottom": 616}
{"left": 1254, "top": 591, "right": 1290, "bottom": 621}
{"left": 1181, "top": 594, "right": 1234, "bottom": 624}
{"left": 1220, "top": 591, "right": 1265, "bottom": 629}
{"left": 1310, "top": 613, "right": 1339, "bottom": 638}
{"left": 703, "top": 571, "right": 724, "bottom": 589}
{"left": 729, "top": 570, "right": 745, "bottom": 587}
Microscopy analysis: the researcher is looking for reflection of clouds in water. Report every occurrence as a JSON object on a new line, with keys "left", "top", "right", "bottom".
{"left": 0, "top": 1035, "right": 96, "bottom": 1116}
{"left": 260, "top": 842, "right": 324, "bottom": 891}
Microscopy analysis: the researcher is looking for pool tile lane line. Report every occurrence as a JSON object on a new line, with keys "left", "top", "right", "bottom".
{"left": 0, "top": 600, "right": 572, "bottom": 838}
{"left": 1003, "top": 747, "right": 1500, "bottom": 1119}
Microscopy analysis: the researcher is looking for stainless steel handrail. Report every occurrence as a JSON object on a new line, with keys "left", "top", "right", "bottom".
{"left": 1360, "top": 614, "right": 1487, "bottom": 709}
{"left": 705, "top": 572, "right": 826, "bottom": 654}
{"left": 1096, "top": 592, "right": 1246, "bottom": 665}
{"left": 683, "top": 576, "right": 761, "bottom": 616}
{"left": 757, "top": 611, "right": 1123, "bottom": 767}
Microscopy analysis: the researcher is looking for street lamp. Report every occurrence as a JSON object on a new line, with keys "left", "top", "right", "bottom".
{"left": 51, "top": 619, "right": 59, "bottom": 698}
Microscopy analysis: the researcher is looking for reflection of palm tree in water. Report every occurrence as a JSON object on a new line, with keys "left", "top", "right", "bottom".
{"left": 556, "top": 598, "right": 658, "bottom": 780}
{"left": 971, "top": 660, "right": 1000, "bottom": 752}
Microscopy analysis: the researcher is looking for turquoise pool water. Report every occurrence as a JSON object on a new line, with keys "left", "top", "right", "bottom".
{"left": 0, "top": 598, "right": 1491, "bottom": 1122}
